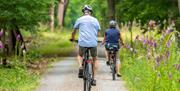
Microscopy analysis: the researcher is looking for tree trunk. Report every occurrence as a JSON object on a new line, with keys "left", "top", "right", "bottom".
{"left": 58, "top": 0, "right": 65, "bottom": 29}
{"left": 49, "top": 0, "right": 54, "bottom": 32}
{"left": 8, "top": 30, "right": 14, "bottom": 55}
{"left": 107, "top": 0, "right": 115, "bottom": 20}
{"left": 178, "top": 0, "right": 180, "bottom": 15}
{"left": 63, "top": 0, "right": 69, "bottom": 25}
{"left": 57, "top": 0, "right": 69, "bottom": 29}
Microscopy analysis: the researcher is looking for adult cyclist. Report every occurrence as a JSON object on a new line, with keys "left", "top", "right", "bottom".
{"left": 102, "top": 20, "right": 124, "bottom": 77}
{"left": 70, "top": 5, "right": 101, "bottom": 86}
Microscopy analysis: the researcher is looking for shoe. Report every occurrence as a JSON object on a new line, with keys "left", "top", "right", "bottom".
{"left": 117, "top": 73, "right": 122, "bottom": 77}
{"left": 106, "top": 61, "right": 110, "bottom": 65}
{"left": 78, "top": 67, "right": 83, "bottom": 78}
{"left": 91, "top": 79, "right": 96, "bottom": 86}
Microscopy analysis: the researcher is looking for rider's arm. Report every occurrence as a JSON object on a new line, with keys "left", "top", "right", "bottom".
{"left": 102, "top": 33, "right": 106, "bottom": 44}
{"left": 98, "top": 31, "right": 101, "bottom": 37}
{"left": 71, "top": 28, "right": 77, "bottom": 40}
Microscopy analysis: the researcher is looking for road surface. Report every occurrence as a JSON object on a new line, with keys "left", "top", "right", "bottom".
{"left": 35, "top": 57, "right": 128, "bottom": 91}
{"left": 36, "top": 45, "right": 128, "bottom": 91}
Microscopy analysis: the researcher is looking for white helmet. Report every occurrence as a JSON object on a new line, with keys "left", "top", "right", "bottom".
{"left": 82, "top": 5, "right": 93, "bottom": 13}
{"left": 109, "top": 20, "right": 117, "bottom": 28}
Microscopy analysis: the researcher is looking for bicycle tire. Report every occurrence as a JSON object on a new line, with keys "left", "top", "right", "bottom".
{"left": 112, "top": 64, "right": 116, "bottom": 80}
{"left": 113, "top": 54, "right": 116, "bottom": 80}
{"left": 84, "top": 63, "right": 92, "bottom": 91}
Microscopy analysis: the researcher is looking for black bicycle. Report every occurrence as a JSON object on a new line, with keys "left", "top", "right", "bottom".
{"left": 70, "top": 40, "right": 93, "bottom": 91}
{"left": 107, "top": 44, "right": 119, "bottom": 80}
{"left": 82, "top": 47, "right": 93, "bottom": 91}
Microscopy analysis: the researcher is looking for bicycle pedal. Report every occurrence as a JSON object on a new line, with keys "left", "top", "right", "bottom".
{"left": 78, "top": 68, "right": 84, "bottom": 78}
{"left": 78, "top": 75, "right": 83, "bottom": 78}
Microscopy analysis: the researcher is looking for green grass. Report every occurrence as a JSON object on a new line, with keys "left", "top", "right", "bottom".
{"left": 0, "top": 66, "right": 39, "bottom": 91}
{"left": 32, "top": 31, "right": 74, "bottom": 57}
{"left": 119, "top": 28, "right": 180, "bottom": 91}
{"left": 0, "top": 30, "right": 75, "bottom": 91}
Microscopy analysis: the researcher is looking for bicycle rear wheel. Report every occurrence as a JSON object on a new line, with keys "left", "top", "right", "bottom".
{"left": 83, "top": 63, "right": 92, "bottom": 91}
{"left": 112, "top": 64, "right": 116, "bottom": 80}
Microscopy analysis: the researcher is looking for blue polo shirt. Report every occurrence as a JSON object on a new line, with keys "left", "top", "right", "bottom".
{"left": 74, "top": 15, "right": 101, "bottom": 47}
{"left": 105, "top": 28, "right": 120, "bottom": 43}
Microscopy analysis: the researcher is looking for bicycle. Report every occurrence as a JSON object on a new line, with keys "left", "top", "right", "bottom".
{"left": 106, "top": 44, "right": 119, "bottom": 80}
{"left": 82, "top": 47, "right": 93, "bottom": 91}
{"left": 70, "top": 40, "right": 93, "bottom": 91}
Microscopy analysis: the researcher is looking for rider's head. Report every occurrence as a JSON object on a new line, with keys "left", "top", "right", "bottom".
{"left": 82, "top": 5, "right": 93, "bottom": 15}
{"left": 109, "top": 20, "right": 117, "bottom": 28}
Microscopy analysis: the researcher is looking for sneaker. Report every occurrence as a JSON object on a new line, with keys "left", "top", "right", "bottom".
{"left": 117, "top": 73, "right": 122, "bottom": 77}
{"left": 106, "top": 61, "right": 110, "bottom": 65}
{"left": 91, "top": 79, "right": 96, "bottom": 86}
{"left": 78, "top": 67, "right": 83, "bottom": 78}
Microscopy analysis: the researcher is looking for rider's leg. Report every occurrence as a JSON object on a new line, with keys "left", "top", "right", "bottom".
{"left": 92, "top": 57, "right": 97, "bottom": 78}
{"left": 78, "top": 46, "right": 85, "bottom": 78}
{"left": 116, "top": 51, "right": 121, "bottom": 77}
{"left": 105, "top": 50, "right": 110, "bottom": 65}
{"left": 105, "top": 50, "right": 108, "bottom": 60}
{"left": 77, "top": 55, "right": 82, "bottom": 67}
{"left": 90, "top": 47, "right": 98, "bottom": 78}
{"left": 116, "top": 59, "right": 120, "bottom": 74}
{"left": 91, "top": 47, "right": 98, "bottom": 85}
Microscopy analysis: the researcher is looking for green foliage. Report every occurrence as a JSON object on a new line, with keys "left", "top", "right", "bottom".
{"left": 175, "top": 17, "right": 180, "bottom": 32}
{"left": 30, "top": 31, "right": 74, "bottom": 57}
{"left": 116, "top": 0, "right": 179, "bottom": 25}
{"left": 0, "top": 0, "right": 51, "bottom": 30}
{"left": 64, "top": 0, "right": 109, "bottom": 31}
{"left": 0, "top": 64, "right": 38, "bottom": 91}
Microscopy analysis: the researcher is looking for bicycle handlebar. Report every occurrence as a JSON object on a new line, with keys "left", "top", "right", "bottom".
{"left": 70, "top": 39, "right": 102, "bottom": 43}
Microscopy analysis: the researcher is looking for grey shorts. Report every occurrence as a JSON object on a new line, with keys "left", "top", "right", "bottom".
{"left": 79, "top": 46, "right": 97, "bottom": 57}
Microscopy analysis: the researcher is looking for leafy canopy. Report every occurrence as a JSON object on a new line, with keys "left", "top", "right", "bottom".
{"left": 0, "top": 0, "right": 51, "bottom": 30}
{"left": 115, "top": 0, "right": 179, "bottom": 25}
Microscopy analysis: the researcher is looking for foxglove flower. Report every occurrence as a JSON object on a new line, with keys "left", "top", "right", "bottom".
{"left": 166, "top": 40, "right": 171, "bottom": 48}
{"left": 126, "top": 44, "right": 131, "bottom": 49}
{"left": 155, "top": 55, "right": 163, "bottom": 66}
{"left": 166, "top": 51, "right": 170, "bottom": 58}
{"left": 143, "top": 40, "right": 147, "bottom": 45}
{"left": 166, "top": 27, "right": 173, "bottom": 34}
{"left": 153, "top": 41, "right": 157, "bottom": 48}
{"left": 0, "top": 29, "right": 3, "bottom": 37}
{"left": 16, "top": 34, "right": 21, "bottom": 41}
{"left": 0, "top": 41, "right": 3, "bottom": 49}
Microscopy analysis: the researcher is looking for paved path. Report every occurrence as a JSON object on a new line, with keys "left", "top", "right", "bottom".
{"left": 35, "top": 57, "right": 128, "bottom": 91}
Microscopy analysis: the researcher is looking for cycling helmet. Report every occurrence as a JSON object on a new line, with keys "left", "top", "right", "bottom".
{"left": 109, "top": 20, "right": 117, "bottom": 28}
{"left": 82, "top": 5, "right": 93, "bottom": 13}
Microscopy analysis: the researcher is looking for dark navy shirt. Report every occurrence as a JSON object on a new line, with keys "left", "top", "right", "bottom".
{"left": 105, "top": 28, "right": 120, "bottom": 43}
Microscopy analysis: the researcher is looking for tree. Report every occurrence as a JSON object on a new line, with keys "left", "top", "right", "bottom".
{"left": 50, "top": 0, "right": 55, "bottom": 32}
{"left": 57, "top": 0, "right": 69, "bottom": 29}
{"left": 107, "top": 0, "right": 115, "bottom": 20}
{"left": 116, "top": 0, "right": 178, "bottom": 26}
{"left": 178, "top": 0, "right": 180, "bottom": 15}
{"left": 0, "top": 0, "right": 51, "bottom": 61}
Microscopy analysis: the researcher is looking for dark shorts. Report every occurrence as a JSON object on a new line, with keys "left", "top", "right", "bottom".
{"left": 105, "top": 43, "right": 119, "bottom": 51}
{"left": 79, "top": 46, "right": 97, "bottom": 57}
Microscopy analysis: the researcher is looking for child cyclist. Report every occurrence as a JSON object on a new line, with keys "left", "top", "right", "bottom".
{"left": 102, "top": 20, "right": 124, "bottom": 77}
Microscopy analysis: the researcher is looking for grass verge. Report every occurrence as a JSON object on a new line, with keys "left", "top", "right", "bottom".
{"left": 0, "top": 31, "right": 74, "bottom": 91}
